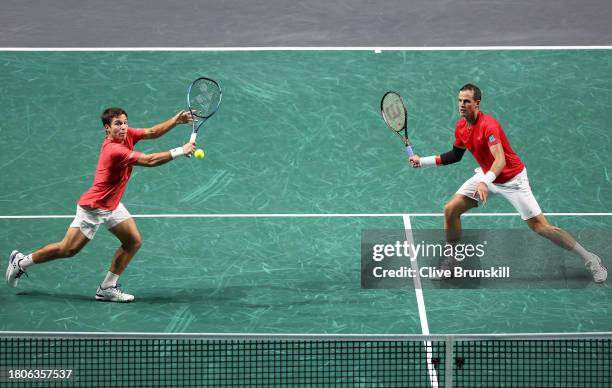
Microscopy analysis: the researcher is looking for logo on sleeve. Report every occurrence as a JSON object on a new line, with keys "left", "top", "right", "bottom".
{"left": 488, "top": 134, "right": 496, "bottom": 142}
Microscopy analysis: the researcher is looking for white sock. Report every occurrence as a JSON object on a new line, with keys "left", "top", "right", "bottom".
{"left": 19, "top": 254, "right": 35, "bottom": 270}
{"left": 572, "top": 242, "right": 591, "bottom": 262}
{"left": 100, "top": 271, "right": 119, "bottom": 289}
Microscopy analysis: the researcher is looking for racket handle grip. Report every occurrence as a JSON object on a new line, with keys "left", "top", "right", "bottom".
{"left": 189, "top": 133, "right": 197, "bottom": 144}
{"left": 405, "top": 145, "right": 414, "bottom": 157}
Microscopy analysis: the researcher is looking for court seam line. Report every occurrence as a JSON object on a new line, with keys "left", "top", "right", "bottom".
{"left": 1, "top": 212, "right": 611, "bottom": 219}
{"left": 1, "top": 46, "right": 612, "bottom": 51}
{"left": 403, "top": 214, "right": 438, "bottom": 388}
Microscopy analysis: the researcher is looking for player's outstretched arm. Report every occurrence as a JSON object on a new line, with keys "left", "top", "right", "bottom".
{"left": 143, "top": 111, "right": 194, "bottom": 140}
{"left": 409, "top": 146, "right": 466, "bottom": 168}
{"left": 134, "top": 143, "right": 196, "bottom": 167}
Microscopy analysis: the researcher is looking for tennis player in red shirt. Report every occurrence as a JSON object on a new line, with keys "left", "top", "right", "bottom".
{"left": 409, "top": 84, "right": 607, "bottom": 282}
{"left": 6, "top": 107, "right": 197, "bottom": 301}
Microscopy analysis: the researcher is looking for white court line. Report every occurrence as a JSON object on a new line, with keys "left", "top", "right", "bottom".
{"left": 1, "top": 46, "right": 612, "bottom": 52}
{"left": 403, "top": 215, "right": 438, "bottom": 388}
{"left": 0, "top": 212, "right": 611, "bottom": 219}
{"left": 2, "top": 331, "right": 611, "bottom": 339}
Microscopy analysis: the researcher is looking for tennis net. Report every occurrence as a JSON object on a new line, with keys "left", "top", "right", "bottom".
{"left": 1, "top": 332, "right": 610, "bottom": 387}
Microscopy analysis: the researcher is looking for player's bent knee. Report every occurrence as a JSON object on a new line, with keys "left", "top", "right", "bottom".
{"left": 124, "top": 237, "right": 142, "bottom": 252}
{"left": 529, "top": 222, "right": 556, "bottom": 236}
{"left": 443, "top": 202, "right": 453, "bottom": 215}
{"left": 59, "top": 245, "right": 81, "bottom": 258}
{"left": 133, "top": 238, "right": 143, "bottom": 251}
{"left": 443, "top": 201, "right": 462, "bottom": 218}
{"left": 527, "top": 221, "right": 543, "bottom": 233}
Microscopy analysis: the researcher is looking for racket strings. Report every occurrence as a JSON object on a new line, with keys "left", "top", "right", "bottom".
{"left": 191, "top": 80, "right": 221, "bottom": 118}
{"left": 381, "top": 93, "right": 406, "bottom": 132}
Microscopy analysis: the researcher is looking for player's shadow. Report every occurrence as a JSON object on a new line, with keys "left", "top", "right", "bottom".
{"left": 134, "top": 285, "right": 250, "bottom": 304}
{"left": 136, "top": 281, "right": 364, "bottom": 307}
{"left": 15, "top": 290, "right": 94, "bottom": 302}
{"left": 12, "top": 281, "right": 362, "bottom": 306}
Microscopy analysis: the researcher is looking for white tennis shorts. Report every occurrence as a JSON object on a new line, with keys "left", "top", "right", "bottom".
{"left": 70, "top": 203, "right": 132, "bottom": 239}
{"left": 457, "top": 168, "right": 542, "bottom": 220}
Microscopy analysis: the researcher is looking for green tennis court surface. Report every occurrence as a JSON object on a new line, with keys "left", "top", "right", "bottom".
{"left": 1, "top": 214, "right": 611, "bottom": 334}
{"left": 1, "top": 50, "right": 611, "bottom": 386}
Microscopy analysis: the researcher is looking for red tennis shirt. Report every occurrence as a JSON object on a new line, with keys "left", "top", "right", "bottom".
{"left": 78, "top": 128, "right": 145, "bottom": 210}
{"left": 454, "top": 112, "right": 524, "bottom": 183}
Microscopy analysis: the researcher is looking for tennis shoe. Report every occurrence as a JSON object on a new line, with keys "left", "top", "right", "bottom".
{"left": 95, "top": 285, "right": 134, "bottom": 302}
{"left": 6, "top": 250, "right": 27, "bottom": 288}
{"left": 584, "top": 253, "right": 607, "bottom": 283}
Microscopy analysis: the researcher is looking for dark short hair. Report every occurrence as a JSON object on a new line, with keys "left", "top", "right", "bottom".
{"left": 101, "top": 107, "right": 128, "bottom": 127}
{"left": 459, "top": 84, "right": 482, "bottom": 101}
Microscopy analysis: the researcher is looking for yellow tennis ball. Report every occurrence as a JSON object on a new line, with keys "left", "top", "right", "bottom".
{"left": 194, "top": 149, "right": 205, "bottom": 159}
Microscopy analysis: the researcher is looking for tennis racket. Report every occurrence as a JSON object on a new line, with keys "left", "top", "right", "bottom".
{"left": 380, "top": 91, "right": 414, "bottom": 157}
{"left": 187, "top": 77, "right": 222, "bottom": 144}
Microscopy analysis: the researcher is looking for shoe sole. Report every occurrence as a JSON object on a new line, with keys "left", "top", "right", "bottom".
{"left": 95, "top": 294, "right": 134, "bottom": 302}
{"left": 6, "top": 250, "right": 19, "bottom": 287}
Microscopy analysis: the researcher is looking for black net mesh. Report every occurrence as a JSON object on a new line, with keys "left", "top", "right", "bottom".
{"left": 1, "top": 337, "right": 443, "bottom": 387}
{"left": 1, "top": 335, "right": 610, "bottom": 387}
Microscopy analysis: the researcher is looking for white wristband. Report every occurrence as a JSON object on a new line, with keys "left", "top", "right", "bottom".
{"left": 481, "top": 170, "right": 497, "bottom": 184}
{"left": 169, "top": 147, "right": 184, "bottom": 159}
{"left": 419, "top": 156, "right": 437, "bottom": 167}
